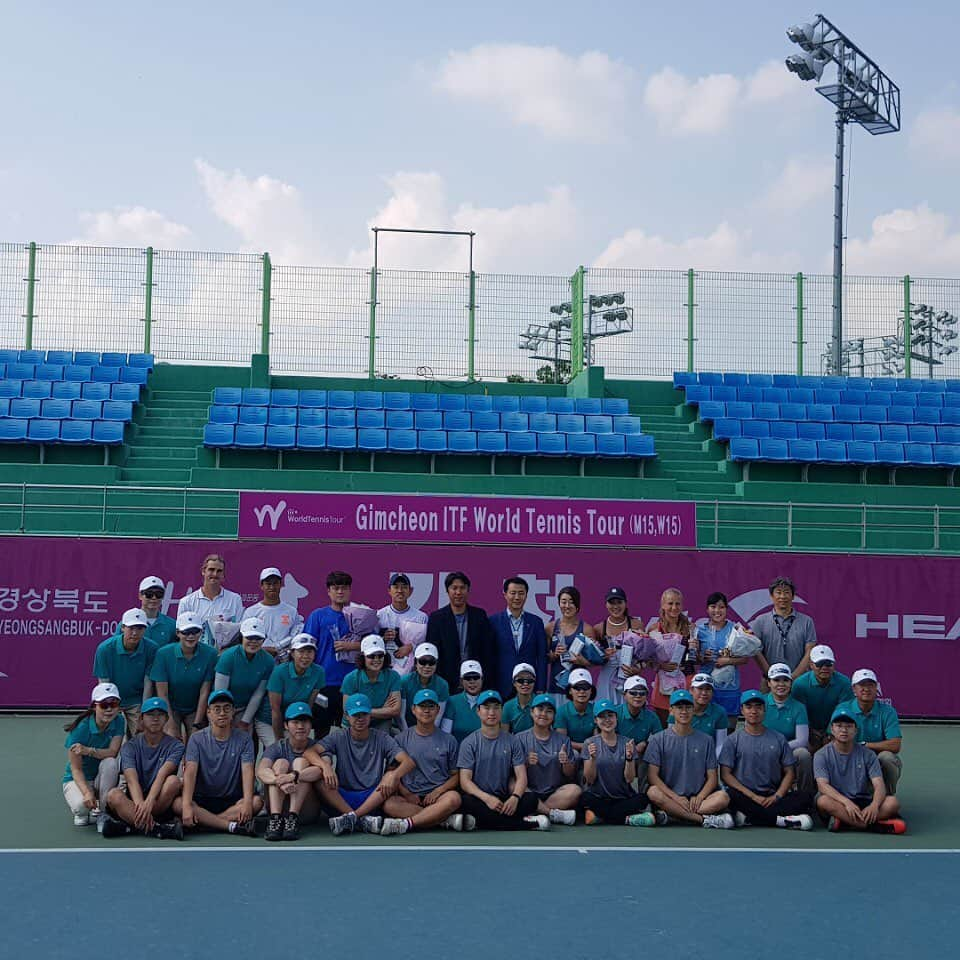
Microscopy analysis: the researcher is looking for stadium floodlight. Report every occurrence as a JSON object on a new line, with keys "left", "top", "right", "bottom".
{"left": 784, "top": 13, "right": 901, "bottom": 375}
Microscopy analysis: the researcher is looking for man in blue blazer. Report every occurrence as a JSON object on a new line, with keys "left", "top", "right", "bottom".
{"left": 490, "top": 577, "right": 547, "bottom": 698}
{"left": 427, "top": 571, "right": 497, "bottom": 692}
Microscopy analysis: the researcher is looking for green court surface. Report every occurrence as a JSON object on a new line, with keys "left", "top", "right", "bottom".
{"left": 2, "top": 715, "right": 957, "bottom": 851}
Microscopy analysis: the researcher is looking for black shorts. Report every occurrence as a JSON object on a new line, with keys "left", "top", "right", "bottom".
{"left": 194, "top": 795, "right": 242, "bottom": 815}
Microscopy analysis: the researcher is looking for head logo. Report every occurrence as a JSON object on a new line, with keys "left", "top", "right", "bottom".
{"left": 253, "top": 500, "right": 287, "bottom": 531}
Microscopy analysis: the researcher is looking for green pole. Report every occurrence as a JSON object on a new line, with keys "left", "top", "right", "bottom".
{"left": 143, "top": 246, "right": 154, "bottom": 354}
{"left": 796, "top": 271, "right": 804, "bottom": 375}
{"left": 467, "top": 269, "right": 476, "bottom": 382}
{"left": 261, "top": 252, "right": 272, "bottom": 358}
{"left": 903, "top": 274, "right": 911, "bottom": 379}
{"left": 570, "top": 266, "right": 584, "bottom": 375}
{"left": 24, "top": 241, "right": 37, "bottom": 350}
{"left": 686, "top": 268, "right": 695, "bottom": 373}
{"left": 368, "top": 263, "right": 378, "bottom": 380}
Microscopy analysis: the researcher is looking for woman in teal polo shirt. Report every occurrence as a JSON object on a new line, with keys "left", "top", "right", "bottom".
{"left": 62, "top": 683, "right": 125, "bottom": 827}
{"left": 215, "top": 617, "right": 276, "bottom": 746}
{"left": 555, "top": 668, "right": 597, "bottom": 751}
{"left": 441, "top": 660, "right": 484, "bottom": 743}
{"left": 267, "top": 633, "right": 326, "bottom": 740}
{"left": 399, "top": 642, "right": 449, "bottom": 728}
{"left": 501, "top": 662, "right": 536, "bottom": 733}
{"left": 764, "top": 662, "right": 813, "bottom": 793}
{"left": 340, "top": 634, "right": 402, "bottom": 732}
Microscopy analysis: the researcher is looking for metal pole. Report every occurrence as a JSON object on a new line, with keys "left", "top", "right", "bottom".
{"left": 260, "top": 252, "right": 272, "bottom": 358}
{"left": 24, "top": 241, "right": 37, "bottom": 350}
{"left": 144, "top": 246, "right": 154, "bottom": 354}
{"left": 832, "top": 111, "right": 845, "bottom": 375}
{"left": 903, "top": 275, "right": 911, "bottom": 379}
{"left": 467, "top": 233, "right": 476, "bottom": 381}
{"left": 686, "top": 268, "right": 695, "bottom": 373}
{"left": 795, "top": 271, "right": 804, "bottom": 375}
{"left": 368, "top": 231, "right": 378, "bottom": 380}
{"left": 570, "top": 266, "right": 584, "bottom": 376}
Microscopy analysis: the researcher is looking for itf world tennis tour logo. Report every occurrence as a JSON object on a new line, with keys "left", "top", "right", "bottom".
{"left": 253, "top": 500, "right": 287, "bottom": 531}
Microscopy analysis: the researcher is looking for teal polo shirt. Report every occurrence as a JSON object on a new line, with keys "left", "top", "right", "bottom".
{"left": 341, "top": 668, "right": 403, "bottom": 731}
{"left": 764, "top": 694, "right": 809, "bottom": 740}
{"left": 267, "top": 661, "right": 326, "bottom": 714}
{"left": 399, "top": 673, "right": 450, "bottom": 727}
{"left": 616, "top": 704, "right": 662, "bottom": 743}
{"left": 150, "top": 642, "right": 218, "bottom": 715}
{"left": 838, "top": 699, "right": 902, "bottom": 743}
{"left": 216, "top": 646, "right": 275, "bottom": 722}
{"left": 92, "top": 635, "right": 159, "bottom": 707}
{"left": 107, "top": 614, "right": 177, "bottom": 649}
{"left": 791, "top": 670, "right": 854, "bottom": 731}
{"left": 555, "top": 701, "right": 596, "bottom": 744}
{"left": 501, "top": 697, "right": 533, "bottom": 733}
{"left": 63, "top": 713, "right": 126, "bottom": 783}
{"left": 443, "top": 693, "right": 481, "bottom": 743}
{"left": 669, "top": 701, "right": 727, "bottom": 737}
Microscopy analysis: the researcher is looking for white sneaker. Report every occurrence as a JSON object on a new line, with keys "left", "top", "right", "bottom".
{"left": 734, "top": 811, "right": 749, "bottom": 828}
{"left": 359, "top": 816, "right": 383, "bottom": 834}
{"left": 523, "top": 814, "right": 551, "bottom": 831}
{"left": 73, "top": 813, "right": 92, "bottom": 827}
{"left": 548, "top": 808, "right": 576, "bottom": 826}
{"left": 702, "top": 813, "right": 735, "bottom": 830}
{"left": 379, "top": 818, "right": 409, "bottom": 835}
{"left": 462, "top": 814, "right": 477, "bottom": 831}
{"left": 441, "top": 814, "right": 463, "bottom": 831}
{"left": 782, "top": 814, "right": 814, "bottom": 831}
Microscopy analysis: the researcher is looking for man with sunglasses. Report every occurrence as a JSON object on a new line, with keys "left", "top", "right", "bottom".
{"left": 151, "top": 612, "right": 219, "bottom": 742}
{"left": 399, "top": 642, "right": 449, "bottom": 728}
{"left": 790, "top": 644, "right": 853, "bottom": 750}
{"left": 104, "top": 576, "right": 177, "bottom": 649}
{"left": 615, "top": 676, "right": 662, "bottom": 792}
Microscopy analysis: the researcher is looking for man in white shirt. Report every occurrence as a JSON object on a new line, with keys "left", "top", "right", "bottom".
{"left": 243, "top": 567, "right": 304, "bottom": 662}
{"left": 377, "top": 573, "right": 427, "bottom": 659}
{"left": 176, "top": 553, "right": 244, "bottom": 649}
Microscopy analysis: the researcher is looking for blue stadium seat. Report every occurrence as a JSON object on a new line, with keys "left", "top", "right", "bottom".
{"left": 817, "top": 440, "right": 847, "bottom": 463}
{"left": 268, "top": 408, "right": 297, "bottom": 427}
{"left": 916, "top": 408, "right": 942, "bottom": 425}
{"left": 729, "top": 437, "right": 759, "bottom": 460}
{"left": 895, "top": 379, "right": 922, "bottom": 393}
{"left": 298, "top": 408, "right": 326, "bottom": 428}
{"left": 73, "top": 351, "right": 99, "bottom": 366}
{"left": 358, "top": 428, "right": 388, "bottom": 452}
{"left": 10, "top": 398, "right": 40, "bottom": 418}
{"left": 328, "top": 390, "right": 356, "bottom": 409}
{"left": 698, "top": 402, "right": 724, "bottom": 422}
{"left": 821, "top": 377, "right": 846, "bottom": 390}
{"left": 779, "top": 403, "right": 807, "bottom": 421}
{"left": 738, "top": 386, "right": 764, "bottom": 403}
{"left": 101, "top": 400, "right": 133, "bottom": 421}
{"left": 864, "top": 392, "right": 892, "bottom": 407}
{"left": 933, "top": 444, "right": 960, "bottom": 466}
{"left": 234, "top": 424, "right": 266, "bottom": 448}
{"left": 418, "top": 430, "right": 448, "bottom": 453}
{"left": 772, "top": 375, "right": 798, "bottom": 388}
{"left": 438, "top": 395, "right": 466, "bottom": 413}
{"left": 545, "top": 397, "right": 574, "bottom": 414}
{"left": 566, "top": 433, "right": 597, "bottom": 456}
{"left": 27, "top": 418, "right": 59, "bottom": 443}
{"left": 585, "top": 415, "right": 613, "bottom": 434}
{"left": 625, "top": 434, "right": 656, "bottom": 457}
{"left": 492, "top": 395, "right": 520, "bottom": 413}
{"left": 506, "top": 431, "right": 536, "bottom": 455}
{"left": 387, "top": 429, "right": 418, "bottom": 452}
{"left": 471, "top": 411, "right": 499, "bottom": 432}
{"left": 942, "top": 408, "right": 960, "bottom": 424}
{"left": 787, "top": 439, "right": 817, "bottom": 462}
{"left": 466, "top": 395, "right": 494, "bottom": 413}
{"left": 834, "top": 405, "right": 861, "bottom": 422}
{"left": 296, "top": 426, "right": 327, "bottom": 450}
{"left": 501, "top": 412, "right": 529, "bottom": 432}
{"left": 684, "top": 385, "right": 710, "bottom": 405}
{"left": 875, "top": 442, "right": 905, "bottom": 464}
{"left": 239, "top": 406, "right": 268, "bottom": 426}
{"left": 265, "top": 425, "right": 296, "bottom": 449}
{"left": 917, "top": 393, "right": 944, "bottom": 408}
{"left": 787, "top": 388, "right": 815, "bottom": 405}
{"left": 22, "top": 381, "right": 52, "bottom": 400}
{"left": 209, "top": 404, "right": 238, "bottom": 424}
{"left": 356, "top": 391, "right": 384, "bottom": 410}
{"left": 45, "top": 350, "right": 72, "bottom": 365}
{"left": 7, "top": 362, "right": 35, "bottom": 380}
{"left": 760, "top": 438, "right": 790, "bottom": 461}
{"left": 754, "top": 403, "right": 781, "bottom": 420}
{"left": 40, "top": 398, "right": 71, "bottom": 419}
{"left": 99, "top": 352, "right": 126, "bottom": 367}
{"left": 35, "top": 363, "right": 64, "bottom": 381}
{"left": 761, "top": 387, "right": 787, "bottom": 404}
{"left": 119, "top": 367, "right": 148, "bottom": 386}
{"left": 414, "top": 411, "right": 442, "bottom": 431}
{"left": 91, "top": 365, "right": 120, "bottom": 383}
{"left": 938, "top": 425, "right": 960, "bottom": 444}
{"left": 722, "top": 373, "right": 748, "bottom": 387}
{"left": 852, "top": 423, "right": 881, "bottom": 443}
{"left": 18, "top": 350, "right": 44, "bottom": 365}
{"left": 596, "top": 434, "right": 626, "bottom": 457}
{"left": 795, "top": 376, "right": 821, "bottom": 389}
{"left": 613, "top": 415, "right": 642, "bottom": 435}
{"left": 60, "top": 420, "right": 93, "bottom": 444}
{"left": 673, "top": 372, "right": 698, "bottom": 388}
{"left": 556, "top": 414, "right": 584, "bottom": 434}
{"left": 846, "top": 379, "right": 871, "bottom": 393}
{"left": 840, "top": 390, "right": 868, "bottom": 405}
{"left": 814, "top": 389, "right": 841, "bottom": 405}
{"left": 602, "top": 398, "right": 630, "bottom": 416}
{"left": 797, "top": 422, "right": 826, "bottom": 441}
{"left": 870, "top": 379, "right": 897, "bottom": 392}
{"left": 725, "top": 402, "right": 753, "bottom": 420}
{"left": 770, "top": 421, "right": 798, "bottom": 441}
{"left": 328, "top": 409, "right": 357, "bottom": 429}
{"left": 846, "top": 441, "right": 877, "bottom": 464}
{"left": 111, "top": 383, "right": 140, "bottom": 402}
{"left": 904, "top": 442, "right": 934, "bottom": 465}
{"left": 477, "top": 432, "right": 507, "bottom": 455}
{"left": 860, "top": 405, "right": 888, "bottom": 423}
{"left": 0, "top": 349, "right": 17, "bottom": 364}
{"left": 442, "top": 411, "right": 471, "bottom": 431}
{"left": 0, "top": 398, "right": 8, "bottom": 416}
{"left": 529, "top": 413, "right": 557, "bottom": 433}
{"left": 945, "top": 393, "right": 960, "bottom": 407}
{"left": 448, "top": 431, "right": 478, "bottom": 454}
{"left": 299, "top": 390, "right": 327, "bottom": 408}
{"left": 713, "top": 418, "right": 741, "bottom": 440}
{"left": 383, "top": 392, "right": 411, "bottom": 410}
{"left": 880, "top": 424, "right": 908, "bottom": 443}
{"left": 52, "top": 382, "right": 82, "bottom": 401}
{"left": 889, "top": 392, "right": 917, "bottom": 407}
{"left": 81, "top": 382, "right": 110, "bottom": 401}
{"left": 536, "top": 432, "right": 566, "bottom": 456}
{"left": 385, "top": 410, "right": 414, "bottom": 430}
{"left": 357, "top": 409, "right": 385, "bottom": 429}
{"left": 327, "top": 428, "right": 357, "bottom": 450}
{"left": 128, "top": 353, "right": 154, "bottom": 370}
{"left": 92, "top": 420, "right": 125, "bottom": 445}
{"left": 908, "top": 424, "right": 937, "bottom": 444}
{"left": 921, "top": 380, "right": 947, "bottom": 393}
{"left": 807, "top": 404, "right": 834, "bottom": 421}
{"left": 270, "top": 389, "right": 299, "bottom": 408}
{"left": 241, "top": 388, "right": 270, "bottom": 406}
{"left": 713, "top": 386, "right": 737, "bottom": 403}
{"left": 411, "top": 394, "right": 439, "bottom": 412}
{"left": 574, "top": 398, "right": 603, "bottom": 415}
{"left": 213, "top": 387, "right": 242, "bottom": 406}
{"left": 71, "top": 400, "right": 103, "bottom": 420}
{"left": 887, "top": 407, "right": 915, "bottom": 425}
{"left": 0, "top": 418, "right": 28, "bottom": 441}
{"left": 742, "top": 420, "right": 770, "bottom": 439}
{"left": 520, "top": 396, "right": 548, "bottom": 414}
{"left": 748, "top": 374, "right": 775, "bottom": 388}
{"left": 699, "top": 372, "right": 723, "bottom": 386}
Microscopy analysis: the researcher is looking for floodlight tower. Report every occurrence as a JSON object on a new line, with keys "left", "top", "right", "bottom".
{"left": 785, "top": 14, "right": 900, "bottom": 375}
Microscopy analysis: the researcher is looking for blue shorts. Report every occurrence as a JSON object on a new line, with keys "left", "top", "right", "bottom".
{"left": 713, "top": 689, "right": 741, "bottom": 717}
{"left": 338, "top": 787, "right": 376, "bottom": 810}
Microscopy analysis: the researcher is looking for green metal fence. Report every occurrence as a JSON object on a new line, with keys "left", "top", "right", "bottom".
{"left": 1, "top": 240, "right": 959, "bottom": 382}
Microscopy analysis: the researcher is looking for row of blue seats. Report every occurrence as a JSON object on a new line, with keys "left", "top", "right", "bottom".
{"left": 674, "top": 371, "right": 960, "bottom": 391}
{"left": 208, "top": 406, "right": 644, "bottom": 435}
{"left": 729, "top": 437, "right": 960, "bottom": 467}
{"left": 0, "top": 381, "right": 140, "bottom": 402}
{"left": 714, "top": 419, "right": 960, "bottom": 444}
{"left": 0, "top": 350, "right": 154, "bottom": 368}
{"left": 204, "top": 425, "right": 656, "bottom": 458}
{"left": 0, "top": 419, "right": 125, "bottom": 445}
{"left": 0, "top": 365, "right": 149, "bottom": 384}
{"left": 0, "top": 399, "right": 135, "bottom": 421}
{"left": 684, "top": 384, "right": 960, "bottom": 406}
{"left": 698, "top": 401, "right": 960, "bottom": 425}
{"left": 210, "top": 387, "right": 629, "bottom": 416}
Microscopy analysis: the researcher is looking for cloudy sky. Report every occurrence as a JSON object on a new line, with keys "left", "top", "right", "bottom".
{"left": 2, "top": 0, "right": 959, "bottom": 277}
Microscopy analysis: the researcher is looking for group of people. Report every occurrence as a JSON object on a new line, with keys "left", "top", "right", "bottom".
{"left": 63, "top": 557, "right": 907, "bottom": 839}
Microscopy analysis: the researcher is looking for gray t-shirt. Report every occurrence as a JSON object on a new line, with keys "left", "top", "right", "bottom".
{"left": 185, "top": 728, "right": 254, "bottom": 799}
{"left": 813, "top": 743, "right": 881, "bottom": 800}
{"left": 262, "top": 738, "right": 316, "bottom": 765}
{"left": 319, "top": 727, "right": 401, "bottom": 792}
{"left": 396, "top": 727, "right": 459, "bottom": 794}
{"left": 751, "top": 610, "right": 817, "bottom": 670}
{"left": 718, "top": 728, "right": 794, "bottom": 795}
{"left": 457, "top": 730, "right": 524, "bottom": 797}
{"left": 516, "top": 729, "right": 573, "bottom": 796}
{"left": 243, "top": 601, "right": 304, "bottom": 661}
{"left": 582, "top": 734, "right": 636, "bottom": 800}
{"left": 119, "top": 734, "right": 185, "bottom": 790}
{"left": 645, "top": 728, "right": 717, "bottom": 797}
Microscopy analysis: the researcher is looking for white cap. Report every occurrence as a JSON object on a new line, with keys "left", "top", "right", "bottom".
{"left": 92, "top": 682, "right": 120, "bottom": 702}
{"left": 690, "top": 672, "right": 714, "bottom": 687}
{"left": 291, "top": 633, "right": 317, "bottom": 650}
{"left": 360, "top": 634, "right": 386, "bottom": 656}
{"left": 460, "top": 660, "right": 483, "bottom": 678}
{"left": 240, "top": 616, "right": 266, "bottom": 638}
{"left": 414, "top": 642, "right": 439, "bottom": 661}
{"left": 852, "top": 668, "right": 878, "bottom": 685}
{"left": 138, "top": 576, "right": 164, "bottom": 593}
{"left": 624, "top": 675, "right": 648, "bottom": 692}
{"left": 568, "top": 668, "right": 593, "bottom": 687}
{"left": 259, "top": 567, "right": 282, "bottom": 582}
{"left": 811, "top": 644, "right": 836, "bottom": 663}
{"left": 176, "top": 612, "right": 204, "bottom": 632}
{"left": 121, "top": 608, "right": 149, "bottom": 628}
{"left": 512, "top": 662, "right": 536, "bottom": 680}
{"left": 767, "top": 662, "right": 793, "bottom": 680}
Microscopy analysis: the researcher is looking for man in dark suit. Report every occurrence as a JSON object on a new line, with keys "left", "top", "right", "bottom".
{"left": 489, "top": 577, "right": 547, "bottom": 698}
{"left": 427, "top": 571, "right": 497, "bottom": 691}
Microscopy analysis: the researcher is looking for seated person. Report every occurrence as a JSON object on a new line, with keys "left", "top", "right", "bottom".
{"left": 814, "top": 705, "right": 905, "bottom": 833}
{"left": 668, "top": 673, "right": 727, "bottom": 757}
{"left": 516, "top": 694, "right": 581, "bottom": 825}
{"left": 719, "top": 691, "right": 814, "bottom": 830}
{"left": 380, "top": 689, "right": 465, "bottom": 835}
{"left": 101, "top": 696, "right": 185, "bottom": 839}
{"left": 456, "top": 690, "right": 547, "bottom": 831}
{"left": 838, "top": 668, "right": 903, "bottom": 796}
{"left": 257, "top": 701, "right": 325, "bottom": 841}
{"left": 614, "top": 676, "right": 662, "bottom": 793}
{"left": 790, "top": 644, "right": 853, "bottom": 749}
{"left": 645, "top": 690, "right": 733, "bottom": 829}
{"left": 303, "top": 693, "right": 414, "bottom": 836}
{"left": 173, "top": 690, "right": 263, "bottom": 835}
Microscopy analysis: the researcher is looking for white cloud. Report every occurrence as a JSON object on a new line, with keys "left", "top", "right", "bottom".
{"left": 435, "top": 44, "right": 629, "bottom": 137}
{"left": 594, "top": 221, "right": 748, "bottom": 270}
{"left": 71, "top": 206, "right": 191, "bottom": 248}
{"left": 758, "top": 157, "right": 833, "bottom": 214}
{"left": 745, "top": 59, "right": 804, "bottom": 104}
{"left": 845, "top": 203, "right": 960, "bottom": 275}
{"left": 910, "top": 107, "right": 960, "bottom": 164}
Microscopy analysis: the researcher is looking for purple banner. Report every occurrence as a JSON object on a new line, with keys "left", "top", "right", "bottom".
{"left": 1, "top": 536, "right": 957, "bottom": 716}
{"left": 238, "top": 492, "right": 697, "bottom": 548}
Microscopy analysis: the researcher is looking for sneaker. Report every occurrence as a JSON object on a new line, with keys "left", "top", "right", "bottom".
{"left": 359, "top": 815, "right": 383, "bottom": 834}
{"left": 235, "top": 819, "right": 257, "bottom": 837}
{"left": 252, "top": 812, "right": 270, "bottom": 837}
{"left": 380, "top": 817, "right": 410, "bottom": 835}
{"left": 782, "top": 814, "right": 814, "bottom": 831}
{"left": 548, "top": 808, "right": 576, "bottom": 826}
{"left": 702, "top": 813, "right": 735, "bottom": 830}
{"left": 584, "top": 809, "right": 600, "bottom": 826}
{"left": 149, "top": 820, "right": 185, "bottom": 841}
{"left": 73, "top": 813, "right": 92, "bottom": 827}
{"left": 441, "top": 814, "right": 463, "bottom": 831}
{"left": 872, "top": 818, "right": 907, "bottom": 835}
{"left": 625, "top": 812, "right": 656, "bottom": 827}
{"left": 733, "top": 811, "right": 749, "bottom": 828}
{"left": 282, "top": 813, "right": 301, "bottom": 841}
{"left": 329, "top": 812, "right": 357, "bottom": 836}
{"left": 100, "top": 816, "right": 130, "bottom": 839}
{"left": 523, "top": 814, "right": 551, "bottom": 831}
{"left": 462, "top": 814, "right": 477, "bottom": 832}
{"left": 653, "top": 810, "right": 670, "bottom": 826}
{"left": 264, "top": 814, "right": 284, "bottom": 842}
{"left": 827, "top": 816, "right": 844, "bottom": 832}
